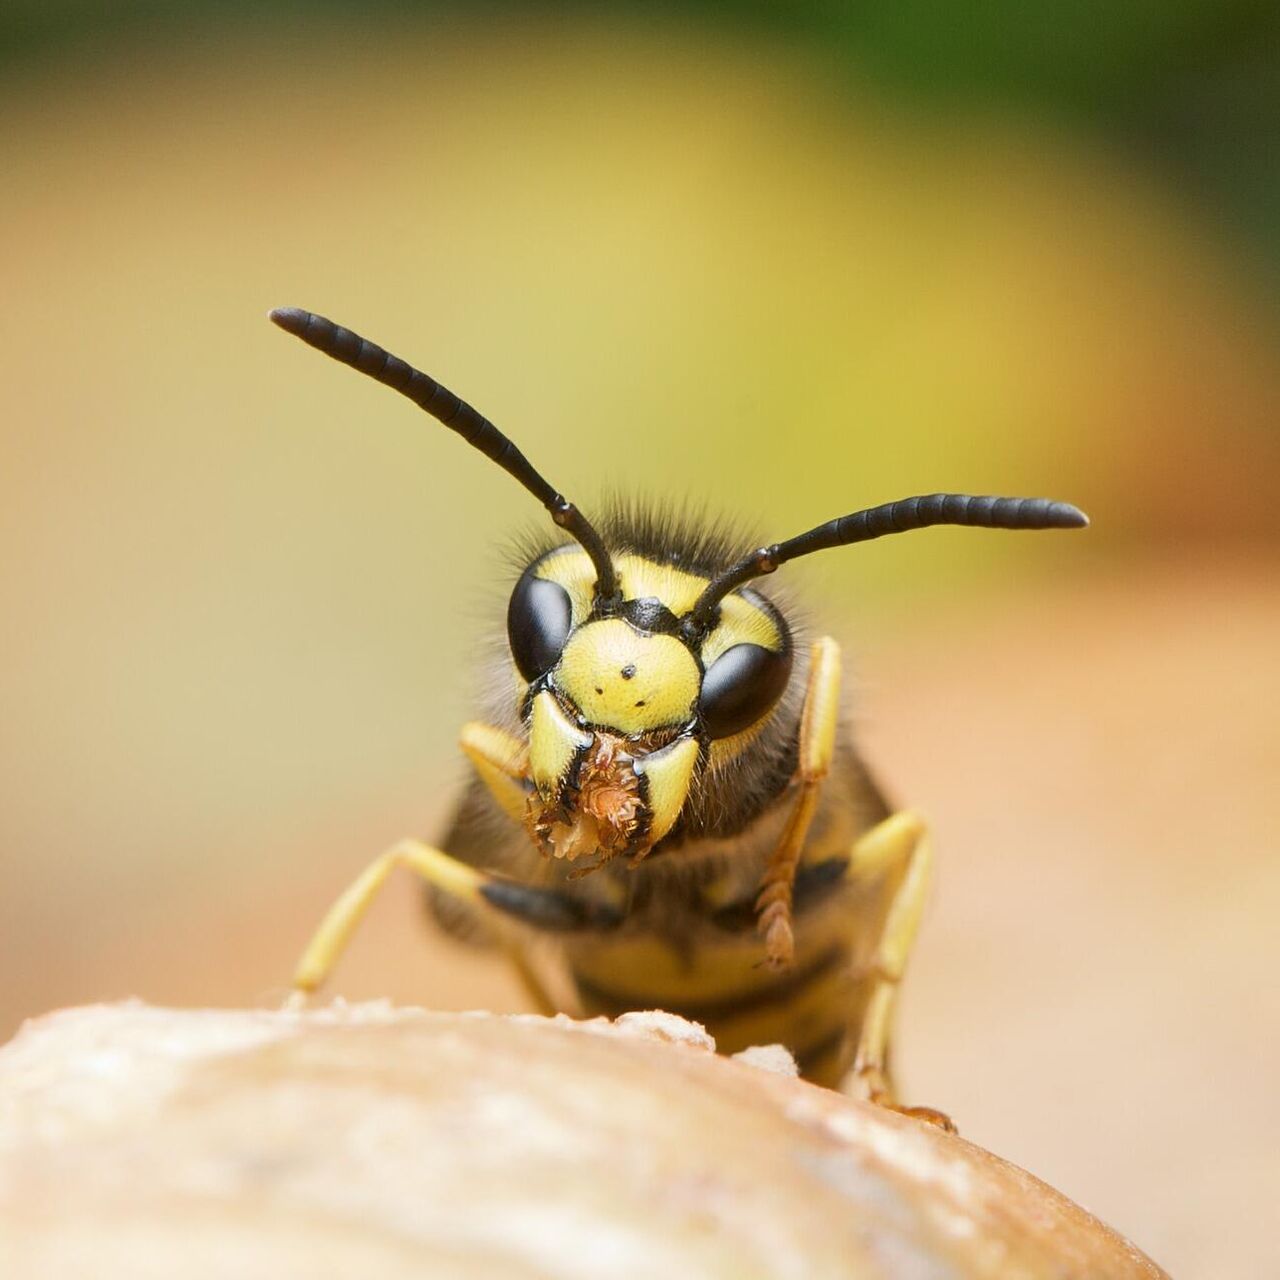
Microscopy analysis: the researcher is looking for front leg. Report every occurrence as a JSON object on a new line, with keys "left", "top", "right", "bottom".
{"left": 289, "top": 722, "right": 620, "bottom": 1013}
{"left": 755, "top": 636, "right": 842, "bottom": 969}
{"left": 291, "top": 837, "right": 492, "bottom": 997}
{"left": 459, "top": 720, "right": 531, "bottom": 823}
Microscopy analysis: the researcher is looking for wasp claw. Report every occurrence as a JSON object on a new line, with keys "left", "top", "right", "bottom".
{"left": 895, "top": 1104, "right": 958, "bottom": 1134}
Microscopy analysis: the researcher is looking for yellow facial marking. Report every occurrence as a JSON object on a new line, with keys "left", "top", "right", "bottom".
{"left": 634, "top": 735, "right": 699, "bottom": 844}
{"left": 707, "top": 719, "right": 766, "bottom": 771}
{"left": 532, "top": 548, "right": 784, "bottom": 670}
{"left": 697, "top": 594, "right": 781, "bottom": 667}
{"left": 529, "top": 690, "right": 591, "bottom": 797}
{"left": 533, "top": 547, "right": 596, "bottom": 626}
{"left": 529, "top": 547, "right": 778, "bottom": 660}
{"left": 534, "top": 549, "right": 712, "bottom": 624}
{"left": 556, "top": 619, "right": 699, "bottom": 734}
{"left": 616, "top": 556, "right": 708, "bottom": 615}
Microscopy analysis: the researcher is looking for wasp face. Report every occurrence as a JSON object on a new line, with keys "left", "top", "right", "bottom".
{"left": 506, "top": 549, "right": 792, "bottom": 870}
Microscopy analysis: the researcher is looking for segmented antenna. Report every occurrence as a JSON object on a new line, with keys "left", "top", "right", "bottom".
{"left": 269, "top": 307, "right": 618, "bottom": 598}
{"left": 684, "top": 493, "right": 1088, "bottom": 633}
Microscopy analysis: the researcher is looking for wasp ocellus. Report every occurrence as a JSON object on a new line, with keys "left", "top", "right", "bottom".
{"left": 273, "top": 307, "right": 1086, "bottom": 1120}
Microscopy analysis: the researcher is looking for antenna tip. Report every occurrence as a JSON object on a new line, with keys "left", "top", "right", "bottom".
{"left": 1057, "top": 502, "right": 1090, "bottom": 528}
{"left": 268, "top": 306, "right": 310, "bottom": 335}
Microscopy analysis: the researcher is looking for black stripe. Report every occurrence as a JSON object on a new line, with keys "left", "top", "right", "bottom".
{"left": 709, "top": 857, "right": 848, "bottom": 933}
{"left": 573, "top": 941, "right": 846, "bottom": 1024}
{"left": 792, "top": 1024, "right": 850, "bottom": 1078}
{"left": 480, "top": 880, "right": 623, "bottom": 932}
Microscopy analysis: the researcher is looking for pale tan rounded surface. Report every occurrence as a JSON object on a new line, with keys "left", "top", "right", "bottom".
{"left": 0, "top": 1003, "right": 1166, "bottom": 1280}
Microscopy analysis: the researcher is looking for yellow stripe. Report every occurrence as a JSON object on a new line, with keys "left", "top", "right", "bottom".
{"left": 568, "top": 909, "right": 864, "bottom": 1065}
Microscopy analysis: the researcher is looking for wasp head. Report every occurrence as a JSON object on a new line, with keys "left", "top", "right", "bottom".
{"left": 508, "top": 549, "right": 793, "bottom": 873}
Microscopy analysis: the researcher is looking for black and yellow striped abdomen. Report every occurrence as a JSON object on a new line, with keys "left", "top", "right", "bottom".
{"left": 561, "top": 752, "right": 897, "bottom": 1088}
{"left": 566, "top": 916, "right": 875, "bottom": 1085}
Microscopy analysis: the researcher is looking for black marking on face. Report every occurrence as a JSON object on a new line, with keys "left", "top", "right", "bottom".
{"left": 621, "top": 664, "right": 636, "bottom": 680}
{"left": 616, "top": 596, "right": 679, "bottom": 634}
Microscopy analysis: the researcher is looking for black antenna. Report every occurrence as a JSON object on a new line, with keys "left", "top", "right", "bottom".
{"left": 269, "top": 307, "right": 618, "bottom": 599}
{"left": 684, "top": 493, "right": 1088, "bottom": 634}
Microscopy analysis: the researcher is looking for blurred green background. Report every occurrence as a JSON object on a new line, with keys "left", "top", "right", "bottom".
{"left": 1, "top": 4, "right": 1277, "bottom": 1276}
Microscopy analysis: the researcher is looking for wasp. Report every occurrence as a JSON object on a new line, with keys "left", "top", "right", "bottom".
{"left": 272, "top": 306, "right": 1086, "bottom": 1119}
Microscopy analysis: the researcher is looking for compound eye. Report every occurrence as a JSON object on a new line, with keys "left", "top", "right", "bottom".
{"left": 699, "top": 643, "right": 792, "bottom": 739}
{"left": 507, "top": 570, "right": 573, "bottom": 682}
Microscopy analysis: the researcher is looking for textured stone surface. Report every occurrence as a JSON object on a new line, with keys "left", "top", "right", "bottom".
{"left": 0, "top": 1003, "right": 1166, "bottom": 1279}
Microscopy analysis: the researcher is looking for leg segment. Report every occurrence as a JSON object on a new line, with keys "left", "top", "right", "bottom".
{"left": 460, "top": 721, "right": 530, "bottom": 823}
{"left": 426, "top": 722, "right": 533, "bottom": 945}
{"left": 755, "top": 636, "right": 842, "bottom": 969}
{"left": 843, "top": 811, "right": 954, "bottom": 1130}
{"left": 289, "top": 837, "right": 616, "bottom": 1005}
{"left": 291, "top": 838, "right": 485, "bottom": 996}
{"left": 290, "top": 721, "right": 621, "bottom": 1011}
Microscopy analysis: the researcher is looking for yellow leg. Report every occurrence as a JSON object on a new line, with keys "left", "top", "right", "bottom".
{"left": 503, "top": 941, "right": 560, "bottom": 1017}
{"left": 755, "top": 636, "right": 842, "bottom": 969}
{"left": 423, "top": 721, "right": 532, "bottom": 946}
{"left": 454, "top": 720, "right": 558, "bottom": 1012}
{"left": 843, "top": 812, "right": 954, "bottom": 1130}
{"left": 289, "top": 835, "right": 566, "bottom": 1016}
{"left": 291, "top": 838, "right": 486, "bottom": 996}
{"left": 460, "top": 720, "right": 530, "bottom": 822}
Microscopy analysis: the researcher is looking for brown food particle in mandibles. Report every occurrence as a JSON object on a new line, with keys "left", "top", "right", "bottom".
{"left": 579, "top": 737, "right": 643, "bottom": 845}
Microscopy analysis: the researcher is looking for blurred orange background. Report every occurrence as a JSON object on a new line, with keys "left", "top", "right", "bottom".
{"left": 1, "top": 8, "right": 1277, "bottom": 1277}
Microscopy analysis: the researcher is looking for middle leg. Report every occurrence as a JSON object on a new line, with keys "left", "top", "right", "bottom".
{"left": 842, "top": 811, "right": 954, "bottom": 1130}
